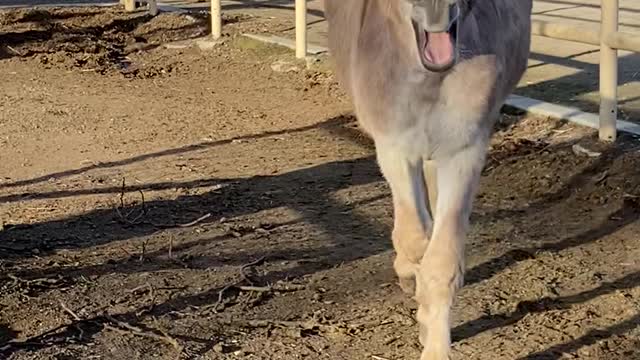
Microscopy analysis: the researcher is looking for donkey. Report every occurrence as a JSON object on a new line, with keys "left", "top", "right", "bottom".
{"left": 323, "top": 0, "right": 532, "bottom": 358}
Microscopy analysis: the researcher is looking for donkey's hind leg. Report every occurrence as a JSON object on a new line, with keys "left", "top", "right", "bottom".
{"left": 376, "top": 142, "right": 432, "bottom": 296}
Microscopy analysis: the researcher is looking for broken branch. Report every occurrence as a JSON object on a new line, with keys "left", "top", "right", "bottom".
{"left": 104, "top": 314, "right": 182, "bottom": 353}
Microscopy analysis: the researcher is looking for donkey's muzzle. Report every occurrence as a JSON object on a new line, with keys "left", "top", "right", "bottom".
{"left": 410, "top": 0, "right": 459, "bottom": 33}
{"left": 410, "top": 0, "right": 460, "bottom": 72}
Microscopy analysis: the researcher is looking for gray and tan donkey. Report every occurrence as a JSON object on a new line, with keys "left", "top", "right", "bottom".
{"left": 323, "top": 1, "right": 533, "bottom": 359}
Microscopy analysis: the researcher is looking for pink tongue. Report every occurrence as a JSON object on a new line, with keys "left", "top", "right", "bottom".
{"left": 424, "top": 32, "right": 454, "bottom": 65}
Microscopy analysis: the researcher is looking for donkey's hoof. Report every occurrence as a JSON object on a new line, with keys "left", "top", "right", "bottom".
{"left": 420, "top": 351, "right": 449, "bottom": 360}
{"left": 398, "top": 276, "right": 416, "bottom": 296}
{"left": 419, "top": 321, "right": 428, "bottom": 346}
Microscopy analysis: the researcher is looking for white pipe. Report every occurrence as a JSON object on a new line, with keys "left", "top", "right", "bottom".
{"left": 148, "top": 0, "right": 157, "bottom": 16}
{"left": 295, "top": 0, "right": 307, "bottom": 58}
{"left": 123, "top": 0, "right": 135, "bottom": 11}
{"left": 599, "top": 0, "right": 619, "bottom": 142}
{"left": 211, "top": 0, "right": 222, "bottom": 39}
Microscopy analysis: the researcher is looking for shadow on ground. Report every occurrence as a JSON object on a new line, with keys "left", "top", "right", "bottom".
{"left": 2, "top": 113, "right": 640, "bottom": 358}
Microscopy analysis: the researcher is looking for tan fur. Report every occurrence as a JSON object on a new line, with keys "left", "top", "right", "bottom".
{"left": 324, "top": 1, "right": 532, "bottom": 359}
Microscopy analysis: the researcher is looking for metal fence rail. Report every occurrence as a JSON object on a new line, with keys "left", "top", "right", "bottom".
{"left": 531, "top": 2, "right": 639, "bottom": 142}
{"left": 205, "top": 1, "right": 638, "bottom": 142}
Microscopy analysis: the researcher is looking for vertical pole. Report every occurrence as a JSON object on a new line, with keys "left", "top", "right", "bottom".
{"left": 295, "top": 0, "right": 307, "bottom": 58}
{"left": 599, "top": 0, "right": 619, "bottom": 142}
{"left": 148, "top": 0, "right": 158, "bottom": 16}
{"left": 123, "top": 0, "right": 136, "bottom": 11}
{"left": 211, "top": 0, "right": 222, "bottom": 39}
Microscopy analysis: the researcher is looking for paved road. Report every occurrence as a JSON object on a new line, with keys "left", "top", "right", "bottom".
{"left": 3, "top": 0, "right": 639, "bottom": 122}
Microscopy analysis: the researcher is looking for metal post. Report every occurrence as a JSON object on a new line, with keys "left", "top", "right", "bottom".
{"left": 295, "top": 0, "right": 307, "bottom": 58}
{"left": 599, "top": 0, "right": 619, "bottom": 142}
{"left": 123, "top": 0, "right": 136, "bottom": 11}
{"left": 211, "top": 0, "right": 222, "bottom": 39}
{"left": 148, "top": 0, "right": 158, "bottom": 16}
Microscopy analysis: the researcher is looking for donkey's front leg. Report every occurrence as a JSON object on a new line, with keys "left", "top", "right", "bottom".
{"left": 416, "top": 144, "right": 486, "bottom": 360}
{"left": 376, "top": 142, "right": 432, "bottom": 296}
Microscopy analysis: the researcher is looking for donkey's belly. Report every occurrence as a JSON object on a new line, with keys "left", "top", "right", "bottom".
{"left": 368, "top": 102, "right": 492, "bottom": 160}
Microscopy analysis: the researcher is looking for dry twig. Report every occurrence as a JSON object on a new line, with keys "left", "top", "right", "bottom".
{"left": 104, "top": 314, "right": 182, "bottom": 353}
{"left": 60, "top": 301, "right": 81, "bottom": 321}
{"left": 2, "top": 299, "right": 181, "bottom": 356}
{"left": 6, "top": 46, "right": 20, "bottom": 55}
{"left": 59, "top": 301, "right": 86, "bottom": 339}
{"left": 214, "top": 318, "right": 335, "bottom": 332}
{"left": 210, "top": 256, "right": 269, "bottom": 312}
{"left": 177, "top": 213, "right": 211, "bottom": 227}
{"left": 240, "top": 256, "right": 265, "bottom": 285}
{"left": 237, "top": 284, "right": 306, "bottom": 292}
{"left": 150, "top": 212, "right": 213, "bottom": 229}
{"left": 139, "top": 239, "right": 150, "bottom": 262}
{"left": 115, "top": 178, "right": 147, "bottom": 225}
{"left": 115, "top": 178, "right": 213, "bottom": 230}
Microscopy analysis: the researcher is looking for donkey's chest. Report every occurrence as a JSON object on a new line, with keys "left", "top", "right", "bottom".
{"left": 354, "top": 90, "right": 490, "bottom": 158}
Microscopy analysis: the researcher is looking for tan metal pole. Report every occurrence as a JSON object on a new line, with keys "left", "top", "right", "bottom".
{"left": 123, "top": 0, "right": 136, "bottom": 11}
{"left": 295, "top": 0, "right": 307, "bottom": 58}
{"left": 211, "top": 0, "right": 222, "bottom": 39}
{"left": 148, "top": 0, "right": 158, "bottom": 16}
{"left": 599, "top": 0, "right": 619, "bottom": 142}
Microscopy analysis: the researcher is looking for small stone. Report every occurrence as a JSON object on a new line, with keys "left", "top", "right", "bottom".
{"left": 164, "top": 42, "right": 191, "bottom": 50}
{"left": 197, "top": 39, "right": 224, "bottom": 51}
{"left": 305, "top": 56, "right": 320, "bottom": 68}
{"left": 271, "top": 60, "right": 299, "bottom": 73}
{"left": 213, "top": 343, "right": 233, "bottom": 354}
{"left": 572, "top": 144, "right": 601, "bottom": 158}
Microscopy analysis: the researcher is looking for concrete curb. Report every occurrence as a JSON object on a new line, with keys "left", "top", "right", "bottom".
{"left": 241, "top": 34, "right": 328, "bottom": 55}
{"left": 505, "top": 95, "right": 640, "bottom": 136}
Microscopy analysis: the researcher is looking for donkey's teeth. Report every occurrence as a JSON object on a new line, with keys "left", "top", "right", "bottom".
{"left": 425, "top": 31, "right": 454, "bottom": 65}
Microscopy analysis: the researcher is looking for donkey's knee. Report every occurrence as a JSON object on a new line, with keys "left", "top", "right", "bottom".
{"left": 394, "top": 254, "right": 418, "bottom": 295}
{"left": 391, "top": 206, "right": 430, "bottom": 295}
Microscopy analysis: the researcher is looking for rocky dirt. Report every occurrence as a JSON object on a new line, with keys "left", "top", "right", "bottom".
{"left": 0, "top": 5, "right": 639, "bottom": 360}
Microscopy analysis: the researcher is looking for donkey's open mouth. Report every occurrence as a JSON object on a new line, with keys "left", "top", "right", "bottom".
{"left": 410, "top": 1, "right": 460, "bottom": 72}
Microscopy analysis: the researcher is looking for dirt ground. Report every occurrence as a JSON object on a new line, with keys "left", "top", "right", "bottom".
{"left": 1, "top": 6, "right": 640, "bottom": 360}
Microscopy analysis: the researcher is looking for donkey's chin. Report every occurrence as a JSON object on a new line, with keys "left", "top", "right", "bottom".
{"left": 413, "top": 23, "right": 458, "bottom": 72}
